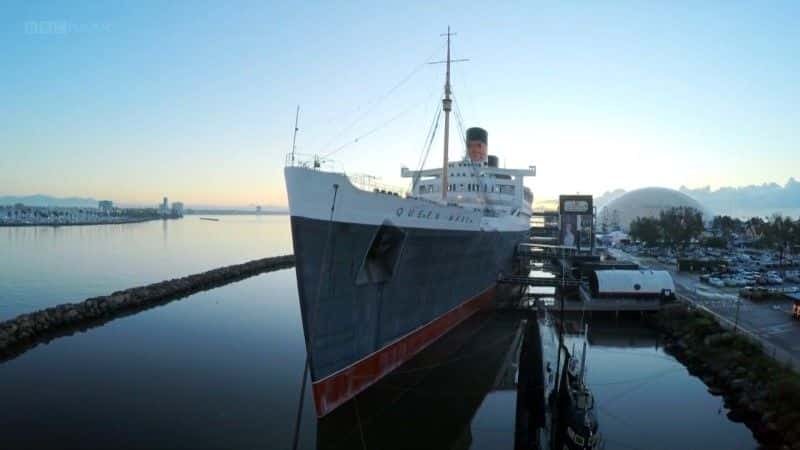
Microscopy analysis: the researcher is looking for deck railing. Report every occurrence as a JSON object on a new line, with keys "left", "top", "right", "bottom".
{"left": 347, "top": 173, "right": 407, "bottom": 196}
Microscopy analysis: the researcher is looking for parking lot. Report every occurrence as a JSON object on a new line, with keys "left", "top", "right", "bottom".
{"left": 609, "top": 248, "right": 800, "bottom": 369}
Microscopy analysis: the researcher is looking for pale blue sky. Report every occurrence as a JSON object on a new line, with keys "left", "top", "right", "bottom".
{"left": 1, "top": 1, "right": 798, "bottom": 207}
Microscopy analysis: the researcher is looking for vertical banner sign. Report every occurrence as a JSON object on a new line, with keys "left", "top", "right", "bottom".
{"left": 559, "top": 195, "right": 594, "bottom": 249}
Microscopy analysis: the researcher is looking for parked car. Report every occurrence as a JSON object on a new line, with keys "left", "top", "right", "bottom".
{"left": 767, "top": 275, "right": 783, "bottom": 285}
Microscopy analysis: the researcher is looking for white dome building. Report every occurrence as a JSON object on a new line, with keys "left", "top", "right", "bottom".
{"left": 599, "top": 187, "right": 709, "bottom": 232}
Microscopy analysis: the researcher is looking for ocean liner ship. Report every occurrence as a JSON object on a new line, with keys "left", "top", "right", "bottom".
{"left": 284, "top": 31, "right": 536, "bottom": 417}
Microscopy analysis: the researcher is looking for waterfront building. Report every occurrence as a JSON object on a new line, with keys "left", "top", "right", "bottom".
{"left": 171, "top": 202, "right": 184, "bottom": 217}
{"left": 98, "top": 200, "right": 113, "bottom": 213}
{"left": 0, "top": 203, "right": 162, "bottom": 225}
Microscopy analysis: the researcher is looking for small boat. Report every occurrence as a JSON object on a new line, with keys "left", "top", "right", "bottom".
{"left": 199, "top": 217, "right": 220, "bottom": 222}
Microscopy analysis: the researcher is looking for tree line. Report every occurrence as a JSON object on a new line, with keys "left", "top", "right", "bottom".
{"left": 711, "top": 214, "right": 800, "bottom": 249}
{"left": 628, "top": 207, "right": 800, "bottom": 250}
{"left": 628, "top": 206, "right": 704, "bottom": 247}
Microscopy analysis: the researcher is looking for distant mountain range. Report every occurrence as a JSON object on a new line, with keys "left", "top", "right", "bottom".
{"left": 9, "top": 179, "right": 798, "bottom": 218}
{"left": 594, "top": 178, "right": 800, "bottom": 218}
{"left": 0, "top": 195, "right": 98, "bottom": 208}
{"left": 679, "top": 178, "right": 800, "bottom": 216}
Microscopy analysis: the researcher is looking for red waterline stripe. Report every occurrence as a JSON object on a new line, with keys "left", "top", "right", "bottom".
{"left": 311, "top": 284, "right": 496, "bottom": 417}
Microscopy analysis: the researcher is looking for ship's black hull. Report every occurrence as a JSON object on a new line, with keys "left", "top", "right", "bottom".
{"left": 290, "top": 215, "right": 527, "bottom": 416}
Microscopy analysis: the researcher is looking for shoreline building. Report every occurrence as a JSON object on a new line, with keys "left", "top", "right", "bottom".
{"left": 171, "top": 202, "right": 184, "bottom": 218}
{"left": 98, "top": 200, "right": 114, "bottom": 214}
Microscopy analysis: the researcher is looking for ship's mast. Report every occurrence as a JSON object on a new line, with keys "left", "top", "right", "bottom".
{"left": 441, "top": 27, "right": 453, "bottom": 201}
{"left": 428, "top": 27, "right": 467, "bottom": 200}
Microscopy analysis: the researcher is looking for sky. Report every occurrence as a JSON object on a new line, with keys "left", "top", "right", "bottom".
{"left": 1, "top": 1, "right": 798, "bottom": 208}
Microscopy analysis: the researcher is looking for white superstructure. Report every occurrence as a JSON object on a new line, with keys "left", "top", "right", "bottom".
{"left": 285, "top": 157, "right": 534, "bottom": 233}
{"left": 285, "top": 26, "right": 535, "bottom": 234}
{"left": 403, "top": 159, "right": 534, "bottom": 225}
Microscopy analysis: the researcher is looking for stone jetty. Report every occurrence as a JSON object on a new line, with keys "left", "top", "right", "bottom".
{"left": 654, "top": 305, "right": 800, "bottom": 449}
{"left": 0, "top": 254, "right": 295, "bottom": 361}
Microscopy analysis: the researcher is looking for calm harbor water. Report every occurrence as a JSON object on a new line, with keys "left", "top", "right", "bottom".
{"left": 0, "top": 217, "right": 758, "bottom": 449}
{"left": 564, "top": 318, "right": 758, "bottom": 450}
{"left": 0, "top": 215, "right": 292, "bottom": 320}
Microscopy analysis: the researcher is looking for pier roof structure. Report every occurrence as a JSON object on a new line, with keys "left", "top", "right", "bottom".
{"left": 590, "top": 270, "right": 675, "bottom": 298}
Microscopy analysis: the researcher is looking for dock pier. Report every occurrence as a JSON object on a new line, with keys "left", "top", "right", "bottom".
{"left": 504, "top": 242, "right": 669, "bottom": 314}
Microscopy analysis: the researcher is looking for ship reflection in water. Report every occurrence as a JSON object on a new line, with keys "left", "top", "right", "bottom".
{"left": 316, "top": 311, "right": 530, "bottom": 450}
{"left": 311, "top": 307, "right": 759, "bottom": 450}
{"left": 313, "top": 309, "right": 593, "bottom": 450}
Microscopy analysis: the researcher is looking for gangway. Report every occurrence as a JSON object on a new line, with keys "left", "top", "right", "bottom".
{"left": 517, "top": 243, "right": 588, "bottom": 258}
{"left": 497, "top": 274, "right": 580, "bottom": 288}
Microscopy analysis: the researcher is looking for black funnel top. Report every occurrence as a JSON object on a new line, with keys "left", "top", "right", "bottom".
{"left": 466, "top": 127, "right": 488, "bottom": 144}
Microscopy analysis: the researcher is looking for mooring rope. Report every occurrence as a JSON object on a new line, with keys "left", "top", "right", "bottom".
{"left": 354, "top": 396, "right": 368, "bottom": 450}
{"left": 290, "top": 359, "right": 310, "bottom": 450}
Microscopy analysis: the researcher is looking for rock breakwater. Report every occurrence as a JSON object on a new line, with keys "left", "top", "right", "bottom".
{"left": 655, "top": 305, "right": 800, "bottom": 449}
{"left": 0, "top": 255, "right": 295, "bottom": 362}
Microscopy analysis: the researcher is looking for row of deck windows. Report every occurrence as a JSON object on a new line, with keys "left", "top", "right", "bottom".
{"left": 418, "top": 184, "right": 516, "bottom": 194}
